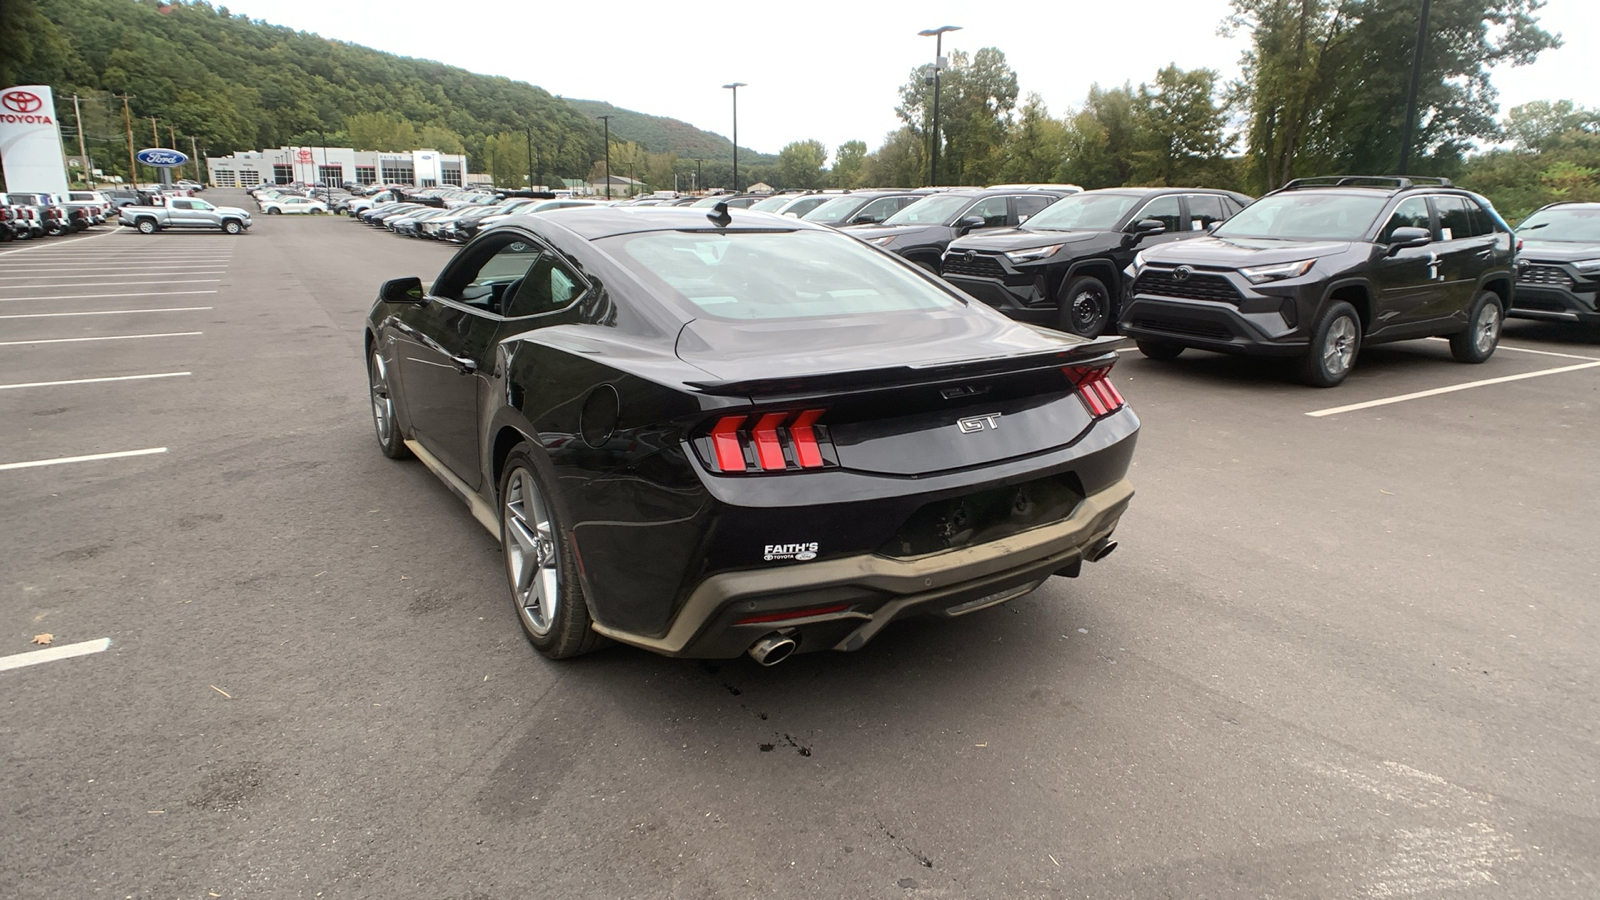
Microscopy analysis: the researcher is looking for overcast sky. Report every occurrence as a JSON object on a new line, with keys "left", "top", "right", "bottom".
{"left": 228, "top": 0, "right": 1598, "bottom": 160}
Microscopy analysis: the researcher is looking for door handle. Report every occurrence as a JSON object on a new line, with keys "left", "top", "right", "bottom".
{"left": 450, "top": 356, "right": 478, "bottom": 374}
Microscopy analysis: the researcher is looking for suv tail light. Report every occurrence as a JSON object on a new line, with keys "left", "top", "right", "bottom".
{"left": 700, "top": 409, "right": 836, "bottom": 474}
{"left": 1065, "top": 365, "right": 1125, "bottom": 417}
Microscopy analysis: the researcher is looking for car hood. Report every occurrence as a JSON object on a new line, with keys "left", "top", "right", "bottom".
{"left": 841, "top": 224, "right": 941, "bottom": 242}
{"left": 218, "top": 206, "right": 251, "bottom": 216}
{"left": 947, "top": 228, "right": 1100, "bottom": 252}
{"left": 1517, "top": 238, "right": 1600, "bottom": 262}
{"left": 674, "top": 306, "right": 1074, "bottom": 382}
{"left": 1142, "top": 236, "right": 1354, "bottom": 266}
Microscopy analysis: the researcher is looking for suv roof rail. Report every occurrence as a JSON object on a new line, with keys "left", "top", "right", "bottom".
{"left": 1279, "top": 175, "right": 1454, "bottom": 191}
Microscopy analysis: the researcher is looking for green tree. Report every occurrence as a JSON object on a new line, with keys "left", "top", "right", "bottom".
{"left": 777, "top": 139, "right": 828, "bottom": 189}
{"left": 896, "top": 47, "right": 1020, "bottom": 185}
{"left": 1129, "top": 66, "right": 1235, "bottom": 185}
{"left": 346, "top": 112, "right": 418, "bottom": 151}
{"left": 829, "top": 140, "right": 868, "bottom": 188}
{"left": 1504, "top": 100, "right": 1600, "bottom": 152}
{"left": 863, "top": 127, "right": 925, "bottom": 188}
{"left": 417, "top": 123, "right": 465, "bottom": 154}
{"left": 997, "top": 94, "right": 1067, "bottom": 183}
{"left": 1059, "top": 84, "right": 1139, "bottom": 188}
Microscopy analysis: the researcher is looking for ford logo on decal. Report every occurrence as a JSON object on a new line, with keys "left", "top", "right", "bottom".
{"left": 136, "top": 148, "right": 189, "bottom": 167}
{"left": 1172, "top": 265, "right": 1193, "bottom": 281}
{"left": 2, "top": 90, "right": 43, "bottom": 113}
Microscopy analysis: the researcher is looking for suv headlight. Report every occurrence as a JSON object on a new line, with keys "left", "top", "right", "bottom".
{"left": 1004, "top": 243, "right": 1064, "bottom": 264}
{"left": 1571, "top": 258, "right": 1600, "bottom": 274}
{"left": 1240, "top": 259, "right": 1316, "bottom": 284}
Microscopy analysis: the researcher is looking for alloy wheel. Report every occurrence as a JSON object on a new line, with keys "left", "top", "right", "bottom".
{"left": 369, "top": 351, "right": 394, "bottom": 445}
{"left": 504, "top": 467, "right": 559, "bottom": 636}
{"left": 1324, "top": 316, "right": 1357, "bottom": 375}
{"left": 1474, "top": 303, "right": 1501, "bottom": 355}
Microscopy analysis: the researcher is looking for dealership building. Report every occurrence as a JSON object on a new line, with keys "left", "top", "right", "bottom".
{"left": 203, "top": 146, "right": 468, "bottom": 188}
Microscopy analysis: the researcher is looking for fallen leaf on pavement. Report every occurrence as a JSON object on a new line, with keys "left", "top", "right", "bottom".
{"left": 32, "top": 633, "right": 52, "bottom": 645}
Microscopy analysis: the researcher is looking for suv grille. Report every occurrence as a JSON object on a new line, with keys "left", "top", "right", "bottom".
{"left": 942, "top": 253, "right": 1007, "bottom": 278}
{"left": 1518, "top": 264, "right": 1573, "bottom": 288}
{"left": 1135, "top": 269, "right": 1243, "bottom": 303}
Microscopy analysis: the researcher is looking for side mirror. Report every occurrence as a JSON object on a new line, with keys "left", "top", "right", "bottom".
{"left": 956, "top": 214, "right": 986, "bottom": 232}
{"left": 1387, "top": 226, "right": 1432, "bottom": 254}
{"left": 379, "top": 276, "right": 425, "bottom": 304}
{"left": 1131, "top": 218, "right": 1167, "bottom": 236}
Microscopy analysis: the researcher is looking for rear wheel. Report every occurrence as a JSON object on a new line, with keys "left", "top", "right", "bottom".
{"left": 1299, "top": 301, "right": 1361, "bottom": 387}
{"left": 266, "top": 207, "right": 281, "bottom": 215}
{"left": 1449, "top": 292, "right": 1503, "bottom": 363}
{"left": 136, "top": 218, "right": 158, "bottom": 234}
{"left": 499, "top": 445, "right": 605, "bottom": 660}
{"left": 1135, "top": 339, "right": 1185, "bottom": 360}
{"left": 1058, "top": 275, "right": 1112, "bottom": 338}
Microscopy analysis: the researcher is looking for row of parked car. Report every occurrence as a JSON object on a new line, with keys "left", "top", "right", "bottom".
{"left": 0, "top": 190, "right": 121, "bottom": 241}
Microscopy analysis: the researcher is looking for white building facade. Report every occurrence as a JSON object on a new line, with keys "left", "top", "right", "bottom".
{"left": 204, "top": 146, "right": 468, "bottom": 189}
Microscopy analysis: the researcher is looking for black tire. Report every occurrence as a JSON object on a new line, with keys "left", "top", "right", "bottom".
{"left": 1058, "top": 274, "right": 1113, "bottom": 338}
{"left": 911, "top": 259, "right": 938, "bottom": 274}
{"left": 366, "top": 346, "right": 411, "bottom": 460}
{"left": 498, "top": 444, "right": 606, "bottom": 659}
{"left": 266, "top": 207, "right": 281, "bottom": 215}
{"left": 222, "top": 219, "right": 243, "bottom": 235}
{"left": 1299, "top": 300, "right": 1362, "bottom": 387}
{"left": 1449, "top": 291, "right": 1503, "bottom": 364}
{"left": 1135, "top": 339, "right": 1185, "bottom": 360}
{"left": 136, "top": 218, "right": 158, "bottom": 234}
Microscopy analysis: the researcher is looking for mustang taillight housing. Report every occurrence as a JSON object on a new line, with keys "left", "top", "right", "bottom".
{"left": 700, "top": 408, "right": 836, "bottom": 474}
{"left": 1065, "top": 365, "right": 1125, "bottom": 417}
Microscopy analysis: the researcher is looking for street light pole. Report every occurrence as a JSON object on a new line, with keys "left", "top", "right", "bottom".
{"left": 1397, "top": 0, "right": 1432, "bottom": 176}
{"left": 722, "top": 83, "right": 746, "bottom": 191}
{"left": 597, "top": 115, "right": 613, "bottom": 199}
{"left": 918, "top": 25, "right": 961, "bottom": 187}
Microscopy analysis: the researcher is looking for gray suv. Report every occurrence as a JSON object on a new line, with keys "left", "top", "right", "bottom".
{"left": 1119, "top": 176, "right": 1516, "bottom": 386}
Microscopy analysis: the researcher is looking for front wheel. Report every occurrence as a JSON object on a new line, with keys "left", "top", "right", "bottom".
{"left": 1299, "top": 301, "right": 1361, "bottom": 387}
{"left": 499, "top": 445, "right": 605, "bottom": 660}
{"left": 367, "top": 347, "right": 410, "bottom": 460}
{"left": 222, "top": 219, "right": 243, "bottom": 235}
{"left": 1058, "top": 275, "right": 1112, "bottom": 338}
{"left": 136, "top": 219, "right": 158, "bottom": 234}
{"left": 1136, "top": 339, "right": 1185, "bottom": 360}
{"left": 1449, "top": 292, "right": 1503, "bottom": 363}
{"left": 266, "top": 207, "right": 281, "bottom": 215}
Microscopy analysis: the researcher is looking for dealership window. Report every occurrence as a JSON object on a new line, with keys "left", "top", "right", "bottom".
{"left": 213, "top": 169, "right": 238, "bottom": 188}
{"left": 441, "top": 165, "right": 462, "bottom": 187}
{"left": 379, "top": 162, "right": 414, "bottom": 184}
{"left": 239, "top": 169, "right": 261, "bottom": 187}
{"left": 272, "top": 164, "right": 294, "bottom": 184}
{"left": 355, "top": 166, "right": 377, "bottom": 185}
{"left": 318, "top": 164, "right": 343, "bottom": 186}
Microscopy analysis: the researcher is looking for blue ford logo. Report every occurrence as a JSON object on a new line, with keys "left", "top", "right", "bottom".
{"left": 136, "top": 148, "right": 189, "bottom": 167}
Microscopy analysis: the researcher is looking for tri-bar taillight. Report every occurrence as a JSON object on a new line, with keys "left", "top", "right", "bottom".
{"left": 1065, "top": 365, "right": 1125, "bottom": 417}
{"left": 704, "top": 408, "right": 835, "bottom": 474}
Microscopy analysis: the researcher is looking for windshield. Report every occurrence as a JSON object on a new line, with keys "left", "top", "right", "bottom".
{"left": 883, "top": 193, "right": 974, "bottom": 226}
{"left": 1516, "top": 206, "right": 1600, "bottom": 241}
{"left": 747, "top": 195, "right": 794, "bottom": 212}
{"left": 600, "top": 229, "right": 963, "bottom": 320}
{"left": 1023, "top": 193, "right": 1140, "bottom": 231}
{"left": 1215, "top": 193, "right": 1387, "bottom": 241}
{"left": 804, "top": 196, "right": 869, "bottom": 224}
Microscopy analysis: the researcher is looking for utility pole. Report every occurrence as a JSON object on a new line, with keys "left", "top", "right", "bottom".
{"left": 722, "top": 83, "right": 745, "bottom": 191}
{"left": 596, "top": 115, "right": 613, "bottom": 199}
{"left": 72, "top": 94, "right": 93, "bottom": 188}
{"left": 525, "top": 125, "right": 534, "bottom": 189}
{"left": 150, "top": 116, "right": 159, "bottom": 146}
{"left": 190, "top": 135, "right": 201, "bottom": 184}
{"left": 919, "top": 26, "right": 962, "bottom": 187}
{"left": 120, "top": 94, "right": 137, "bottom": 185}
{"left": 1398, "top": 0, "right": 1432, "bottom": 176}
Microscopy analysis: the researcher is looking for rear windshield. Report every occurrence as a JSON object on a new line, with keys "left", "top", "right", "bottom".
{"left": 1023, "top": 193, "right": 1139, "bottom": 231}
{"left": 600, "top": 229, "right": 964, "bottom": 320}
{"left": 1516, "top": 206, "right": 1600, "bottom": 241}
{"left": 882, "top": 193, "right": 974, "bottom": 226}
{"left": 1215, "top": 193, "right": 1388, "bottom": 241}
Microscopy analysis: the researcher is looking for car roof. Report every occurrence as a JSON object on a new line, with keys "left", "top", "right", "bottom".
{"left": 502, "top": 206, "right": 836, "bottom": 240}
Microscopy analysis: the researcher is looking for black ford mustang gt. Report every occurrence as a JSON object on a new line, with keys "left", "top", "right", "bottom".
{"left": 364, "top": 206, "right": 1138, "bottom": 665}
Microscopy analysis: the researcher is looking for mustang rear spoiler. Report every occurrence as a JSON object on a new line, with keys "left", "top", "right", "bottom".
{"left": 685, "top": 336, "right": 1126, "bottom": 398}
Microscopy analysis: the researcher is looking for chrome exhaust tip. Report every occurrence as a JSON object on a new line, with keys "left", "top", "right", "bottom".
{"left": 748, "top": 633, "right": 798, "bottom": 666}
{"left": 1087, "top": 539, "right": 1119, "bottom": 563}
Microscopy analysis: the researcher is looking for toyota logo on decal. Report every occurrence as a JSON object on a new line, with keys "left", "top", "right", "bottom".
{"left": 2, "top": 90, "right": 43, "bottom": 113}
{"left": 1172, "top": 265, "right": 1193, "bottom": 281}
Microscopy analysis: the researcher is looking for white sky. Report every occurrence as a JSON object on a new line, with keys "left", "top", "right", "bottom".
{"left": 227, "top": 0, "right": 1598, "bottom": 161}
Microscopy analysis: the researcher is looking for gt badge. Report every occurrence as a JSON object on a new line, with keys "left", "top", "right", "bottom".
{"left": 957, "top": 413, "right": 1002, "bottom": 434}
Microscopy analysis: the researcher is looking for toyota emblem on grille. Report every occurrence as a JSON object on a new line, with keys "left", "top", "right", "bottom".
{"left": 1516, "top": 258, "right": 1530, "bottom": 271}
{"left": 1172, "top": 265, "right": 1193, "bottom": 281}
{"left": 964, "top": 250, "right": 976, "bottom": 262}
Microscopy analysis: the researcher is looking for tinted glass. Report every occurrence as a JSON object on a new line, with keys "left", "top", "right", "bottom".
{"left": 883, "top": 193, "right": 976, "bottom": 226}
{"left": 170, "top": 200, "right": 192, "bottom": 210}
{"left": 1378, "top": 197, "right": 1432, "bottom": 242}
{"left": 1216, "top": 193, "right": 1390, "bottom": 241}
{"left": 1136, "top": 196, "right": 1182, "bottom": 232}
{"left": 1434, "top": 196, "right": 1479, "bottom": 240}
{"left": 601, "top": 230, "right": 964, "bottom": 320}
{"left": 1516, "top": 205, "right": 1600, "bottom": 241}
{"left": 504, "top": 253, "right": 583, "bottom": 318}
{"left": 784, "top": 196, "right": 833, "bottom": 217}
{"left": 1022, "top": 192, "right": 1140, "bottom": 231}
{"left": 967, "top": 196, "right": 1010, "bottom": 227}
{"left": 1016, "top": 195, "right": 1056, "bottom": 221}
{"left": 747, "top": 195, "right": 791, "bottom": 212}
{"left": 439, "top": 237, "right": 542, "bottom": 311}
{"left": 1187, "top": 194, "right": 1228, "bottom": 230}
{"left": 802, "top": 195, "right": 868, "bottom": 224}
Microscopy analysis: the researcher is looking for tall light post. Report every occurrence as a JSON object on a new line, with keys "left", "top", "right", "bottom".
{"left": 596, "top": 114, "right": 613, "bottom": 198}
{"left": 722, "top": 83, "right": 746, "bottom": 191}
{"left": 918, "top": 25, "right": 961, "bottom": 187}
{"left": 1397, "top": 0, "right": 1432, "bottom": 176}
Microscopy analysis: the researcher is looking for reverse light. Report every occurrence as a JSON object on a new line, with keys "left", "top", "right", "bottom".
{"left": 1004, "top": 243, "right": 1064, "bottom": 264}
{"left": 1065, "top": 365, "right": 1125, "bottom": 418}
{"left": 1240, "top": 258, "right": 1316, "bottom": 284}
{"left": 701, "top": 409, "right": 834, "bottom": 474}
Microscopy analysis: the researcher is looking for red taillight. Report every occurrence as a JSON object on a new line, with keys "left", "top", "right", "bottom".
{"left": 702, "top": 409, "right": 832, "bottom": 474}
{"left": 1065, "top": 365, "right": 1125, "bottom": 417}
{"left": 735, "top": 603, "right": 852, "bottom": 625}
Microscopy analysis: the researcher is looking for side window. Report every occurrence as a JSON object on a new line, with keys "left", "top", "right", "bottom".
{"left": 1016, "top": 194, "right": 1055, "bottom": 222}
{"left": 170, "top": 200, "right": 192, "bottom": 210}
{"left": 966, "top": 196, "right": 1009, "bottom": 227}
{"left": 856, "top": 197, "right": 900, "bottom": 222}
{"left": 1379, "top": 197, "right": 1432, "bottom": 243}
{"left": 1434, "top": 196, "right": 1476, "bottom": 241}
{"left": 504, "top": 252, "right": 585, "bottom": 319}
{"left": 1460, "top": 198, "right": 1495, "bottom": 237}
{"left": 192, "top": 200, "right": 213, "bottom": 211}
{"left": 436, "top": 237, "right": 544, "bottom": 311}
{"left": 1135, "top": 195, "right": 1183, "bottom": 232}
{"left": 1186, "top": 195, "right": 1228, "bottom": 230}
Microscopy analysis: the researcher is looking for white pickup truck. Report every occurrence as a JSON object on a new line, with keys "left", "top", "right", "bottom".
{"left": 120, "top": 197, "right": 252, "bottom": 234}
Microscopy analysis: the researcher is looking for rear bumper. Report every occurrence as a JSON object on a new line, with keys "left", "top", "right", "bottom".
{"left": 1509, "top": 283, "right": 1600, "bottom": 324}
{"left": 588, "top": 477, "right": 1134, "bottom": 658}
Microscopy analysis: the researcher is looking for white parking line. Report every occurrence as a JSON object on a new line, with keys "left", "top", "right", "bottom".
{"left": 0, "top": 306, "right": 213, "bottom": 320}
{"left": 0, "top": 371, "right": 191, "bottom": 391}
{"left": 0, "top": 264, "right": 231, "bottom": 271}
{"left": 0, "top": 332, "right": 202, "bottom": 347}
{"left": 1307, "top": 361, "right": 1600, "bottom": 417}
{"left": 0, "top": 272, "right": 226, "bottom": 280}
{"left": 0, "top": 290, "right": 218, "bottom": 303}
{"left": 0, "top": 447, "right": 166, "bottom": 471}
{"left": 1421, "top": 337, "right": 1600, "bottom": 362}
{"left": 0, "top": 229, "right": 121, "bottom": 255}
{"left": 0, "top": 638, "right": 112, "bottom": 673}
{"left": 0, "top": 280, "right": 221, "bottom": 289}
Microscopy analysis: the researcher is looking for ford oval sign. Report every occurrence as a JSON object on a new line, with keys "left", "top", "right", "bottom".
{"left": 136, "top": 148, "right": 188, "bottom": 167}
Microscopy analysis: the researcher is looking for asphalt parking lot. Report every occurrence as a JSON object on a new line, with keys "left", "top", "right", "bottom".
{"left": 3, "top": 190, "right": 1597, "bottom": 899}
